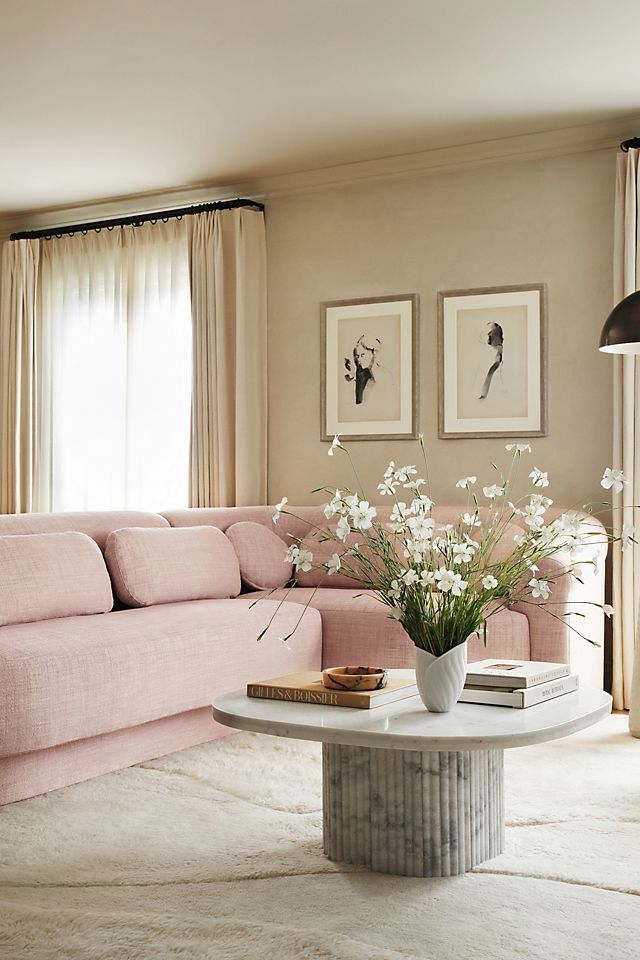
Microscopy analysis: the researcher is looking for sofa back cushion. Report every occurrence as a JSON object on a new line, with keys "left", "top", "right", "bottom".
{"left": 0, "top": 531, "right": 113, "bottom": 627}
{"left": 225, "top": 521, "right": 293, "bottom": 590}
{"left": 105, "top": 526, "right": 241, "bottom": 607}
{"left": 0, "top": 510, "right": 169, "bottom": 550}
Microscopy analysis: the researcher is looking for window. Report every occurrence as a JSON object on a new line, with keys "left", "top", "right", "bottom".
{"left": 37, "top": 221, "right": 192, "bottom": 512}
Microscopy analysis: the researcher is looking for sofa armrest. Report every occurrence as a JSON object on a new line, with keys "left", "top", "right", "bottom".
{"left": 509, "top": 515, "right": 607, "bottom": 689}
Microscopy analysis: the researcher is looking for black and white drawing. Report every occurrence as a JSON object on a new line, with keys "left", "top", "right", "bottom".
{"left": 479, "top": 322, "right": 504, "bottom": 400}
{"left": 344, "top": 335, "right": 382, "bottom": 405}
{"left": 438, "top": 285, "right": 547, "bottom": 439}
{"left": 322, "top": 295, "right": 418, "bottom": 441}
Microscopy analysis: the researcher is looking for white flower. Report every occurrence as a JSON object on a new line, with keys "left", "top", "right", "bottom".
{"left": 482, "top": 574, "right": 498, "bottom": 590}
{"left": 394, "top": 465, "right": 418, "bottom": 483}
{"left": 384, "top": 460, "right": 396, "bottom": 479}
{"left": 621, "top": 523, "right": 635, "bottom": 551}
{"left": 483, "top": 484, "right": 505, "bottom": 499}
{"left": 523, "top": 500, "right": 547, "bottom": 530}
{"left": 529, "top": 577, "right": 551, "bottom": 600}
{"left": 328, "top": 434, "right": 342, "bottom": 456}
{"left": 285, "top": 545, "right": 313, "bottom": 572}
{"left": 388, "top": 579, "right": 402, "bottom": 600}
{"left": 388, "top": 607, "right": 404, "bottom": 620}
{"left": 434, "top": 567, "right": 468, "bottom": 596}
{"left": 349, "top": 499, "right": 376, "bottom": 531}
{"left": 336, "top": 515, "right": 351, "bottom": 542}
{"left": 529, "top": 564, "right": 539, "bottom": 573}
{"left": 553, "top": 512, "right": 581, "bottom": 537}
{"left": 403, "top": 540, "right": 426, "bottom": 564}
{"left": 506, "top": 443, "right": 532, "bottom": 453}
{"left": 403, "top": 478, "right": 426, "bottom": 491}
{"left": 326, "top": 553, "right": 341, "bottom": 576}
{"left": 296, "top": 549, "right": 313, "bottom": 572}
{"left": 323, "top": 490, "right": 343, "bottom": 519}
{"left": 601, "top": 467, "right": 626, "bottom": 494}
{"left": 461, "top": 512, "right": 481, "bottom": 527}
{"left": 401, "top": 568, "right": 419, "bottom": 586}
{"left": 456, "top": 476, "right": 477, "bottom": 489}
{"left": 377, "top": 479, "right": 398, "bottom": 496}
{"left": 272, "top": 497, "right": 288, "bottom": 524}
{"left": 406, "top": 515, "right": 435, "bottom": 540}
{"left": 603, "top": 604, "right": 614, "bottom": 618}
{"left": 390, "top": 501, "right": 409, "bottom": 522}
{"left": 452, "top": 542, "right": 475, "bottom": 564}
{"left": 420, "top": 569, "right": 436, "bottom": 586}
{"left": 514, "top": 532, "right": 528, "bottom": 547}
{"left": 529, "top": 468, "right": 549, "bottom": 488}
{"left": 411, "top": 495, "right": 434, "bottom": 512}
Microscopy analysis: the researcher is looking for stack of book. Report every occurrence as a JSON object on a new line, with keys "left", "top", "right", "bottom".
{"left": 459, "top": 659, "right": 578, "bottom": 709}
{"left": 247, "top": 671, "right": 418, "bottom": 710}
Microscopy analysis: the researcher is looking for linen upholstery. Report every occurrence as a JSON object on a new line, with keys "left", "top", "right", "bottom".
{"left": 225, "top": 521, "right": 293, "bottom": 590}
{"left": 0, "top": 708, "right": 221, "bottom": 807}
{"left": 0, "top": 598, "right": 322, "bottom": 757}
{"left": 0, "top": 510, "right": 169, "bottom": 550}
{"left": 248, "top": 588, "right": 530, "bottom": 669}
{"left": 0, "top": 532, "right": 113, "bottom": 627}
{"left": 105, "top": 526, "right": 241, "bottom": 607}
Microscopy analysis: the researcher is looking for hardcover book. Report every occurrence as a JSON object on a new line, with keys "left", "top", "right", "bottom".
{"left": 465, "top": 659, "right": 570, "bottom": 689}
{"left": 247, "top": 671, "right": 419, "bottom": 710}
{"left": 459, "top": 673, "right": 579, "bottom": 708}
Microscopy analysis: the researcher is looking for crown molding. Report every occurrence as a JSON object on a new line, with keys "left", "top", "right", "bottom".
{"left": 1, "top": 113, "right": 638, "bottom": 235}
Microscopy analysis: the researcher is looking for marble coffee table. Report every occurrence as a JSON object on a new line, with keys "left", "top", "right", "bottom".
{"left": 213, "top": 671, "right": 611, "bottom": 878}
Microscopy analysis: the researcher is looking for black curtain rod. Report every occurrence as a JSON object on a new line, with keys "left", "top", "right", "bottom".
{"left": 621, "top": 137, "right": 640, "bottom": 152}
{"left": 10, "top": 197, "right": 265, "bottom": 241}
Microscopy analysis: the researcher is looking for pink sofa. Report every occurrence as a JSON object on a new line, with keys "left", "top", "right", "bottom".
{"left": 0, "top": 506, "right": 606, "bottom": 804}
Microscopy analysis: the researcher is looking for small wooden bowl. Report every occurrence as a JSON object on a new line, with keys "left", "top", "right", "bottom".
{"left": 322, "top": 666, "right": 388, "bottom": 692}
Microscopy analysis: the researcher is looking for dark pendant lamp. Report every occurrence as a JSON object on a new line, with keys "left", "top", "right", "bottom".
{"left": 599, "top": 138, "right": 640, "bottom": 355}
{"left": 599, "top": 290, "right": 640, "bottom": 355}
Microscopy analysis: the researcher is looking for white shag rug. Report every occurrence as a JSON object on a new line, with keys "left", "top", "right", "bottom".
{"left": 0, "top": 714, "right": 638, "bottom": 960}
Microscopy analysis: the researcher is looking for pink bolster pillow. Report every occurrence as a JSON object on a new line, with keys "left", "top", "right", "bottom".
{"left": 0, "top": 531, "right": 113, "bottom": 626}
{"left": 225, "top": 520, "right": 293, "bottom": 590}
{"left": 105, "top": 525, "right": 241, "bottom": 608}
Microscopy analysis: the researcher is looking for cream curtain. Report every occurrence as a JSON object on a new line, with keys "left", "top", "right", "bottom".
{"left": 188, "top": 207, "right": 267, "bottom": 507}
{"left": 38, "top": 221, "right": 192, "bottom": 512}
{"left": 612, "top": 149, "right": 640, "bottom": 724}
{"left": 0, "top": 239, "right": 40, "bottom": 514}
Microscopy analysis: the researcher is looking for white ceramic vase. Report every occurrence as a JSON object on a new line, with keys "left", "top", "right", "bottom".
{"left": 415, "top": 642, "right": 468, "bottom": 712}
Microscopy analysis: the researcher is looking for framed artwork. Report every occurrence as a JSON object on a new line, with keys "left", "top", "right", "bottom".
{"left": 321, "top": 294, "right": 419, "bottom": 441}
{"left": 438, "top": 284, "right": 547, "bottom": 439}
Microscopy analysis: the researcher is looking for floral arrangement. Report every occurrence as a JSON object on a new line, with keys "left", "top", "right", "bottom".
{"left": 269, "top": 436, "right": 628, "bottom": 657}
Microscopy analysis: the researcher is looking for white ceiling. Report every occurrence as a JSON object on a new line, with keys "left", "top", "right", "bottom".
{"left": 2, "top": 0, "right": 640, "bottom": 215}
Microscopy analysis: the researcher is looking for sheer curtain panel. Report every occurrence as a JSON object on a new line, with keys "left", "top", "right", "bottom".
{"left": 188, "top": 207, "right": 267, "bottom": 507}
{"left": 0, "top": 239, "right": 40, "bottom": 513}
{"left": 38, "top": 221, "right": 192, "bottom": 512}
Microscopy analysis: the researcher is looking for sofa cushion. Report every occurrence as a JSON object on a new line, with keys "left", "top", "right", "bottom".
{"left": 0, "top": 511, "right": 169, "bottom": 550}
{"left": 248, "top": 587, "right": 531, "bottom": 669}
{"left": 225, "top": 521, "right": 293, "bottom": 590}
{"left": 0, "top": 532, "right": 113, "bottom": 627}
{"left": 105, "top": 526, "right": 242, "bottom": 607}
{"left": 0, "top": 598, "right": 322, "bottom": 756}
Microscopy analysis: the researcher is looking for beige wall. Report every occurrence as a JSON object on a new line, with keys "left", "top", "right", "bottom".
{"left": 266, "top": 150, "right": 616, "bottom": 513}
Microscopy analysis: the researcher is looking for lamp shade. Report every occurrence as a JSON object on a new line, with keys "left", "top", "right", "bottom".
{"left": 599, "top": 290, "right": 640, "bottom": 354}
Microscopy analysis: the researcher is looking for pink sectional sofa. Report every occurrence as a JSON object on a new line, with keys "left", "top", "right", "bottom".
{"left": 0, "top": 505, "right": 606, "bottom": 804}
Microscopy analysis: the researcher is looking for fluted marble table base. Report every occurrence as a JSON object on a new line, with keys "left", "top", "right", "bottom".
{"left": 322, "top": 743, "right": 504, "bottom": 877}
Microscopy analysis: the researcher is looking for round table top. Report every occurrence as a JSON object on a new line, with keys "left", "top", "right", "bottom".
{"left": 213, "top": 670, "right": 612, "bottom": 752}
